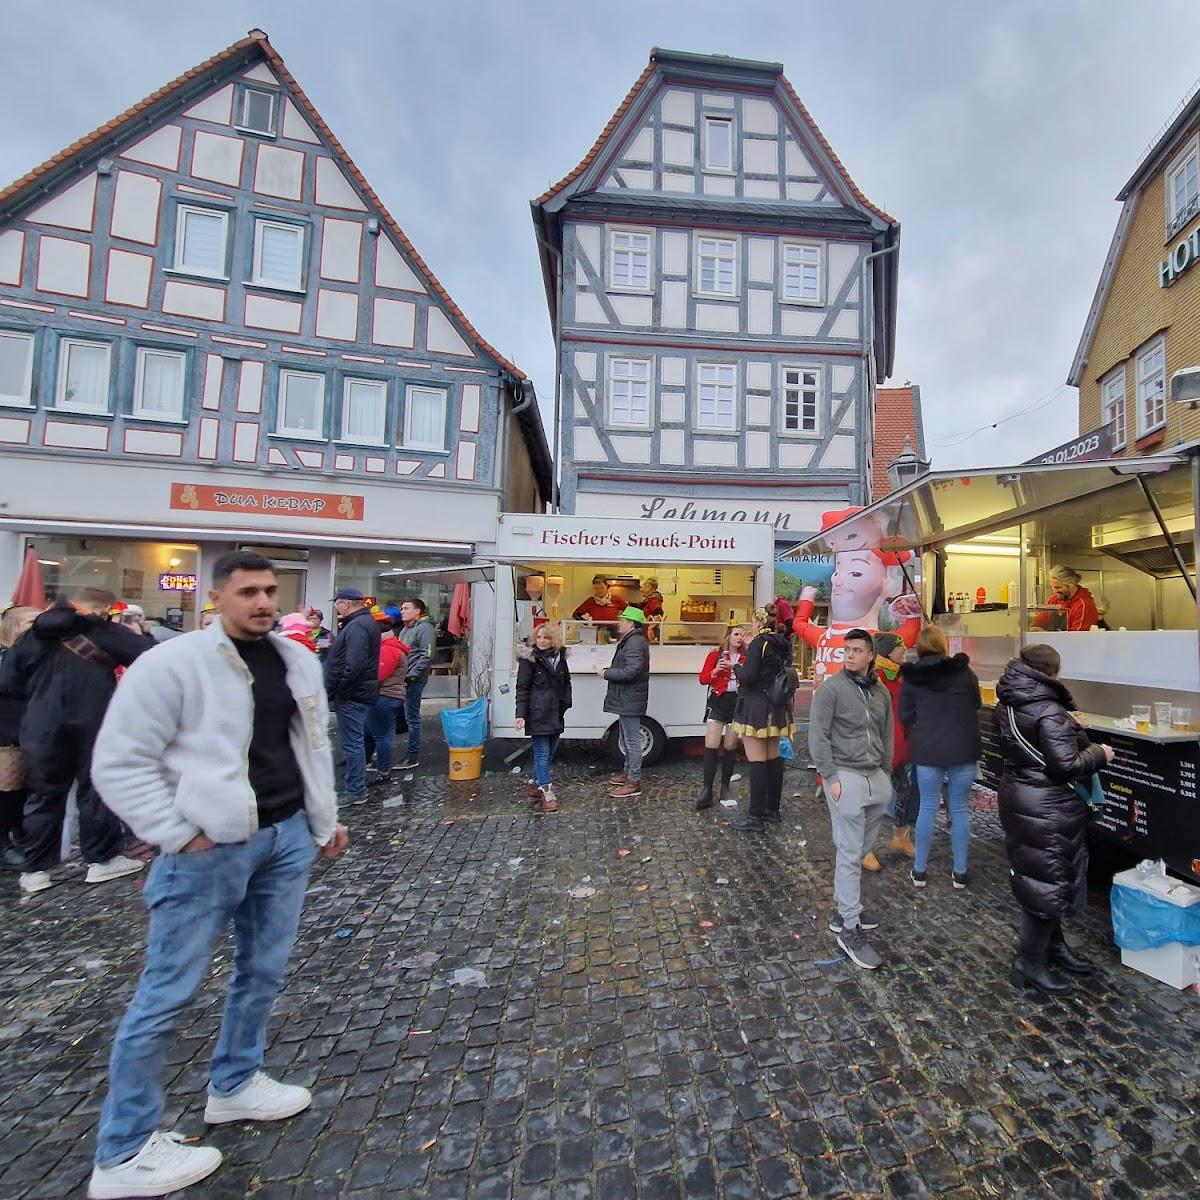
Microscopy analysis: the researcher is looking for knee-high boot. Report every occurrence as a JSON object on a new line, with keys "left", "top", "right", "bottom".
{"left": 732, "top": 762, "right": 768, "bottom": 831}
{"left": 719, "top": 750, "right": 736, "bottom": 803}
{"left": 765, "top": 758, "right": 783, "bottom": 822}
{"left": 695, "top": 748, "right": 718, "bottom": 810}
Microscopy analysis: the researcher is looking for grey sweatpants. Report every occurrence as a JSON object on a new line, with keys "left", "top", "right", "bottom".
{"left": 824, "top": 767, "right": 891, "bottom": 927}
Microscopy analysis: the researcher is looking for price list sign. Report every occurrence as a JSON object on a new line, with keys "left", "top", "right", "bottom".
{"left": 977, "top": 708, "right": 1004, "bottom": 790}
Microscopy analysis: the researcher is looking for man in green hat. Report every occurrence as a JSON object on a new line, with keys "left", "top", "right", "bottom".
{"left": 594, "top": 606, "right": 651, "bottom": 797}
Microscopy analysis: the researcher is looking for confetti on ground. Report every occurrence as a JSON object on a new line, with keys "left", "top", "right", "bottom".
{"left": 715, "top": 877, "right": 728, "bottom": 885}
{"left": 451, "top": 967, "right": 487, "bottom": 987}
{"left": 720, "top": 798, "right": 738, "bottom": 808}
{"left": 568, "top": 885, "right": 596, "bottom": 899}
{"left": 398, "top": 951, "right": 440, "bottom": 969}
{"left": 617, "top": 849, "right": 631, "bottom": 859}
{"left": 699, "top": 920, "right": 715, "bottom": 929}
{"left": 814, "top": 956, "right": 845, "bottom": 966}
{"left": 334, "top": 928, "right": 353, "bottom": 939}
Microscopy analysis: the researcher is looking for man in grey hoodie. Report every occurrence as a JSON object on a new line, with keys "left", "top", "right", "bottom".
{"left": 396, "top": 597, "right": 435, "bottom": 769}
{"left": 808, "top": 627, "right": 893, "bottom": 970}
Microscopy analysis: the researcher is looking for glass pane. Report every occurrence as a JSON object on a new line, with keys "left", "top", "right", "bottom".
{"left": 179, "top": 210, "right": 224, "bottom": 272}
{"left": 344, "top": 380, "right": 384, "bottom": 440}
{"left": 406, "top": 389, "right": 444, "bottom": 447}
{"left": 61, "top": 342, "right": 109, "bottom": 410}
{"left": 243, "top": 89, "right": 275, "bottom": 131}
{"left": 0, "top": 333, "right": 31, "bottom": 401}
{"left": 138, "top": 352, "right": 182, "bottom": 416}
{"left": 282, "top": 374, "right": 322, "bottom": 433}
{"left": 706, "top": 119, "right": 732, "bottom": 168}
{"left": 258, "top": 224, "right": 301, "bottom": 285}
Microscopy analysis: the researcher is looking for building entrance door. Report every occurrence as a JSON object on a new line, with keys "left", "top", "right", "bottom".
{"left": 272, "top": 566, "right": 306, "bottom": 615}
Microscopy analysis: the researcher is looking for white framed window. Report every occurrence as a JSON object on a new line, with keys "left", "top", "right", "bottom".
{"left": 173, "top": 205, "right": 228, "bottom": 278}
{"left": 781, "top": 366, "right": 820, "bottom": 434}
{"left": 251, "top": 219, "right": 305, "bottom": 290}
{"left": 1100, "top": 365, "right": 1127, "bottom": 450}
{"left": 277, "top": 369, "right": 325, "bottom": 439}
{"left": 1166, "top": 137, "right": 1200, "bottom": 238}
{"left": 1135, "top": 336, "right": 1166, "bottom": 438}
{"left": 696, "top": 362, "right": 737, "bottom": 431}
{"left": 608, "top": 229, "right": 652, "bottom": 291}
{"left": 781, "top": 242, "right": 824, "bottom": 305}
{"left": 341, "top": 377, "right": 387, "bottom": 444}
{"left": 237, "top": 86, "right": 278, "bottom": 135}
{"left": 133, "top": 347, "right": 187, "bottom": 421}
{"left": 55, "top": 338, "right": 111, "bottom": 413}
{"left": 695, "top": 235, "right": 738, "bottom": 298}
{"left": 0, "top": 331, "right": 35, "bottom": 408}
{"left": 606, "top": 357, "right": 652, "bottom": 428}
{"left": 703, "top": 117, "right": 733, "bottom": 171}
{"left": 402, "top": 385, "right": 447, "bottom": 451}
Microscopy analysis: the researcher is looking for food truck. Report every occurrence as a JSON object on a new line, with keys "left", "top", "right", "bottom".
{"left": 488, "top": 513, "right": 775, "bottom": 764}
{"left": 782, "top": 445, "right": 1200, "bottom": 883}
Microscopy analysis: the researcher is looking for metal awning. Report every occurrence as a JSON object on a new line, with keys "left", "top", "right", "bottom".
{"left": 781, "top": 453, "right": 1189, "bottom": 558}
{"left": 376, "top": 563, "right": 497, "bottom": 584}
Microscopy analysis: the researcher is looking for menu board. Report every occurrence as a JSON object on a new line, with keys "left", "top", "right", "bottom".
{"left": 978, "top": 708, "right": 1005, "bottom": 791}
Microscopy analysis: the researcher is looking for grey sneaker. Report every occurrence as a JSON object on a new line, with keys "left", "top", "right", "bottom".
{"left": 836, "top": 924, "right": 883, "bottom": 970}
{"left": 829, "top": 910, "right": 880, "bottom": 934}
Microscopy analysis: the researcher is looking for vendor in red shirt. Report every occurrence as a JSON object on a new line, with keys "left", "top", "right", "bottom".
{"left": 1043, "top": 564, "right": 1101, "bottom": 631}
{"left": 572, "top": 574, "right": 622, "bottom": 625}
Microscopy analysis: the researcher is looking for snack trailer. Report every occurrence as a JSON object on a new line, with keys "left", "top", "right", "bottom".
{"left": 782, "top": 446, "right": 1200, "bottom": 882}
{"left": 489, "top": 513, "right": 775, "bottom": 764}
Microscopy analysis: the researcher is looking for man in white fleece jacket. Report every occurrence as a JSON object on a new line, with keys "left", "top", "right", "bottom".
{"left": 85, "top": 550, "right": 349, "bottom": 1200}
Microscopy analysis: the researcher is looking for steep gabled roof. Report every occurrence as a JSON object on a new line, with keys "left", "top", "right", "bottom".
{"left": 0, "top": 29, "right": 526, "bottom": 382}
{"left": 872, "top": 385, "right": 926, "bottom": 500}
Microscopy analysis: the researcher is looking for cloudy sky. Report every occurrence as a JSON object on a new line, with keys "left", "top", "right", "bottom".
{"left": 2, "top": 1, "right": 1196, "bottom": 468}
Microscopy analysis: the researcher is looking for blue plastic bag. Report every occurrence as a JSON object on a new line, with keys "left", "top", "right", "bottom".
{"left": 778, "top": 735, "right": 796, "bottom": 761}
{"left": 440, "top": 698, "right": 488, "bottom": 749}
{"left": 1110, "top": 885, "right": 1200, "bottom": 951}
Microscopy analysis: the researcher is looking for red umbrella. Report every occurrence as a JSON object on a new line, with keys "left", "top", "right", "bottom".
{"left": 10, "top": 546, "right": 46, "bottom": 608}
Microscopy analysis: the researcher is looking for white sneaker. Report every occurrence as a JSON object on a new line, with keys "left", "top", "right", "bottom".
{"left": 85, "top": 855, "right": 146, "bottom": 884}
{"left": 19, "top": 871, "right": 52, "bottom": 894}
{"left": 87, "top": 1130, "right": 222, "bottom": 1198}
{"left": 204, "top": 1071, "right": 312, "bottom": 1124}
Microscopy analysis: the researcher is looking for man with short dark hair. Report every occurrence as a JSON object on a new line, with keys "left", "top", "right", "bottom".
{"left": 0, "top": 585, "right": 154, "bottom": 894}
{"left": 396, "top": 596, "right": 434, "bottom": 769}
{"left": 594, "top": 606, "right": 651, "bottom": 798}
{"left": 324, "top": 587, "right": 381, "bottom": 806}
{"left": 809, "top": 627, "right": 893, "bottom": 970}
{"left": 86, "top": 550, "right": 348, "bottom": 1198}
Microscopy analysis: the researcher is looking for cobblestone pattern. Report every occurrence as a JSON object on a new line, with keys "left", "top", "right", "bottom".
{"left": 1, "top": 723, "right": 1198, "bottom": 1198}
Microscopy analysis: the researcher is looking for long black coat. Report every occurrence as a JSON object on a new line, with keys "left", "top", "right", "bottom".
{"left": 899, "top": 652, "right": 982, "bottom": 767}
{"left": 515, "top": 645, "right": 573, "bottom": 736}
{"left": 323, "top": 607, "right": 381, "bottom": 704}
{"left": 602, "top": 628, "right": 650, "bottom": 716}
{"left": 994, "top": 659, "right": 1107, "bottom": 919}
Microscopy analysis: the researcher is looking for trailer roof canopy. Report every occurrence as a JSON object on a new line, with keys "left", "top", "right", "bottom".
{"left": 781, "top": 453, "right": 1188, "bottom": 558}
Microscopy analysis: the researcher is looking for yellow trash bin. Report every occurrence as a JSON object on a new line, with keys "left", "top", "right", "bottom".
{"left": 448, "top": 745, "right": 484, "bottom": 781}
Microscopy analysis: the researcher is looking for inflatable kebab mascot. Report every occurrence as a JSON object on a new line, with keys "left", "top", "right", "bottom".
{"left": 792, "top": 507, "right": 922, "bottom": 687}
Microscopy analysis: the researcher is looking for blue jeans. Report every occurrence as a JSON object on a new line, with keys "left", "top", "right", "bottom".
{"left": 914, "top": 762, "right": 976, "bottom": 874}
{"left": 95, "top": 811, "right": 317, "bottom": 1166}
{"left": 531, "top": 735, "right": 559, "bottom": 787}
{"left": 365, "top": 697, "right": 402, "bottom": 775}
{"left": 404, "top": 674, "right": 428, "bottom": 761}
{"left": 336, "top": 700, "right": 370, "bottom": 797}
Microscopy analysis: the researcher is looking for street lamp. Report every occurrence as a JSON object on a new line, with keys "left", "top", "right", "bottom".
{"left": 887, "top": 436, "right": 930, "bottom": 493}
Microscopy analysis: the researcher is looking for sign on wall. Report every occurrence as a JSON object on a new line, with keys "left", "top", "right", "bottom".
{"left": 1023, "top": 423, "right": 1114, "bottom": 466}
{"left": 169, "top": 483, "right": 365, "bottom": 521}
{"left": 158, "top": 573, "right": 197, "bottom": 592}
{"left": 1160, "top": 226, "right": 1200, "bottom": 288}
{"left": 573, "top": 490, "right": 831, "bottom": 533}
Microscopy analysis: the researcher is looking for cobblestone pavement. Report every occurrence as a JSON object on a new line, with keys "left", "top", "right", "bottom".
{"left": 2, "top": 723, "right": 1199, "bottom": 1199}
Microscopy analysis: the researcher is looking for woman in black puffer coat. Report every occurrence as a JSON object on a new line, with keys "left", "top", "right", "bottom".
{"left": 515, "top": 623, "right": 572, "bottom": 813}
{"left": 995, "top": 644, "right": 1114, "bottom": 995}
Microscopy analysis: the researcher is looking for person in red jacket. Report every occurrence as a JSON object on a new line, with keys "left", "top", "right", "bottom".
{"left": 862, "top": 632, "right": 916, "bottom": 870}
{"left": 364, "top": 624, "right": 410, "bottom": 786}
{"left": 1042, "top": 564, "right": 1101, "bottom": 631}
{"left": 694, "top": 625, "right": 747, "bottom": 810}
{"left": 277, "top": 612, "right": 319, "bottom": 654}
{"left": 572, "top": 575, "right": 622, "bottom": 628}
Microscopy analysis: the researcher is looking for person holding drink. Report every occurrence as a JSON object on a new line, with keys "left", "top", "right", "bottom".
{"left": 694, "top": 625, "right": 746, "bottom": 811}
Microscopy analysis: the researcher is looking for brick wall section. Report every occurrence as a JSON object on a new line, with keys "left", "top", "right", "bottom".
{"left": 1080, "top": 118, "right": 1200, "bottom": 452}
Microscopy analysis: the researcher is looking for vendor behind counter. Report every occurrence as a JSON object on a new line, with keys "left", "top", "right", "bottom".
{"left": 572, "top": 575, "right": 622, "bottom": 625}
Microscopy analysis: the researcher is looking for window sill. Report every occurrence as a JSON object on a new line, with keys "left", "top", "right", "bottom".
{"left": 693, "top": 427, "right": 740, "bottom": 437}
{"left": 605, "top": 423, "right": 654, "bottom": 433}
{"left": 692, "top": 292, "right": 740, "bottom": 303}
{"left": 0, "top": 399, "right": 34, "bottom": 410}
{"left": 334, "top": 438, "right": 389, "bottom": 449}
{"left": 399, "top": 445, "right": 449, "bottom": 456}
{"left": 164, "top": 268, "right": 230, "bottom": 284}
{"left": 126, "top": 413, "right": 188, "bottom": 426}
{"left": 234, "top": 124, "right": 278, "bottom": 140}
{"left": 779, "top": 296, "right": 825, "bottom": 307}
{"left": 48, "top": 407, "right": 112, "bottom": 420}
{"left": 606, "top": 285, "right": 654, "bottom": 297}
{"left": 1134, "top": 427, "right": 1166, "bottom": 452}
{"left": 779, "top": 429, "right": 820, "bottom": 439}
{"left": 269, "top": 430, "right": 326, "bottom": 442}
{"left": 244, "top": 281, "right": 307, "bottom": 297}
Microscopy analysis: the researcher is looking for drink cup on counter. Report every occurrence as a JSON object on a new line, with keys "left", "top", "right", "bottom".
{"left": 1131, "top": 704, "right": 1151, "bottom": 733}
{"left": 1172, "top": 706, "right": 1193, "bottom": 732}
{"left": 980, "top": 683, "right": 997, "bottom": 705}
{"left": 1155, "top": 702, "right": 1173, "bottom": 728}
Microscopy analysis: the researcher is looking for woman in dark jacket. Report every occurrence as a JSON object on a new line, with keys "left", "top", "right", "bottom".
{"left": 995, "top": 643, "right": 1114, "bottom": 994}
{"left": 899, "top": 624, "right": 982, "bottom": 889}
{"left": 730, "top": 604, "right": 795, "bottom": 832}
{"left": 515, "top": 622, "right": 572, "bottom": 813}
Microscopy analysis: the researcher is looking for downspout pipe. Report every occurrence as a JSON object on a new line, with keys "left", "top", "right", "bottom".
{"left": 496, "top": 371, "right": 534, "bottom": 511}
{"left": 860, "top": 240, "right": 900, "bottom": 504}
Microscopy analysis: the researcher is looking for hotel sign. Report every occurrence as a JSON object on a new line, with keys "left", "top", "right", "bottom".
{"left": 1159, "top": 227, "right": 1200, "bottom": 287}
{"left": 170, "top": 483, "right": 365, "bottom": 521}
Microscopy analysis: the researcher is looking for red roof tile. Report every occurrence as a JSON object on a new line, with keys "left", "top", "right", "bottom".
{"left": 0, "top": 32, "right": 526, "bottom": 381}
{"left": 872, "top": 385, "right": 922, "bottom": 500}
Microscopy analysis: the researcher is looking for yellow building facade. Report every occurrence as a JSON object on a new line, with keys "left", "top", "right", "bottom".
{"left": 1071, "top": 96, "right": 1200, "bottom": 453}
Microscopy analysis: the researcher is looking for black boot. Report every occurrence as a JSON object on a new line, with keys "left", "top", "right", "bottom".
{"left": 763, "top": 758, "right": 783, "bottom": 823}
{"left": 695, "top": 749, "right": 718, "bottom": 810}
{"left": 1009, "top": 956, "right": 1073, "bottom": 995}
{"left": 1048, "top": 934, "right": 1094, "bottom": 975}
{"left": 718, "top": 751, "right": 736, "bottom": 804}
{"left": 732, "top": 762, "right": 768, "bottom": 832}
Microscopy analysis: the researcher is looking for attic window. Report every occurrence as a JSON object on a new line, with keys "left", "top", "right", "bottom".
{"left": 703, "top": 117, "right": 733, "bottom": 172}
{"left": 237, "top": 86, "right": 277, "bottom": 136}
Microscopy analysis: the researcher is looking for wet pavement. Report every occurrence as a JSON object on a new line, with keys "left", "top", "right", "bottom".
{"left": 1, "top": 722, "right": 1199, "bottom": 1199}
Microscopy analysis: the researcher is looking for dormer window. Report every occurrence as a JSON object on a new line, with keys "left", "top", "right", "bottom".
{"left": 1166, "top": 136, "right": 1199, "bottom": 239}
{"left": 237, "top": 85, "right": 278, "bottom": 136}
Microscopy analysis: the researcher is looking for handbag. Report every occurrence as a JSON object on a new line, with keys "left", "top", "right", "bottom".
{"left": 1072, "top": 774, "right": 1107, "bottom": 811}
{"left": 0, "top": 745, "right": 24, "bottom": 792}
{"left": 766, "top": 661, "right": 799, "bottom": 707}
{"left": 893, "top": 764, "right": 920, "bottom": 826}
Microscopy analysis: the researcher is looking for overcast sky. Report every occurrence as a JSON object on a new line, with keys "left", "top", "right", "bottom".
{"left": 3, "top": 1, "right": 1197, "bottom": 468}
